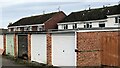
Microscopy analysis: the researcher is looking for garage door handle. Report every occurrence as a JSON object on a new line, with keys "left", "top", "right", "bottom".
{"left": 63, "top": 50, "right": 65, "bottom": 52}
{"left": 38, "top": 54, "right": 40, "bottom": 55}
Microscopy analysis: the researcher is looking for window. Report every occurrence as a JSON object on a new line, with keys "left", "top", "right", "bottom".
{"left": 20, "top": 27, "right": 24, "bottom": 31}
{"left": 26, "top": 27, "right": 30, "bottom": 31}
{"left": 38, "top": 28, "right": 43, "bottom": 31}
{"left": 73, "top": 23, "right": 77, "bottom": 29}
{"left": 32, "top": 26, "right": 38, "bottom": 31}
{"left": 24, "top": 26, "right": 31, "bottom": 31}
{"left": 115, "top": 16, "right": 120, "bottom": 23}
{"left": 63, "top": 24, "right": 68, "bottom": 29}
{"left": 99, "top": 23, "right": 105, "bottom": 27}
{"left": 84, "top": 22, "right": 92, "bottom": 28}
{"left": 10, "top": 28, "right": 14, "bottom": 31}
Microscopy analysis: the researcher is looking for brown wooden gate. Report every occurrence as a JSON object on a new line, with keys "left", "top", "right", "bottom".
{"left": 101, "top": 34, "right": 119, "bottom": 66}
{"left": 18, "top": 35, "right": 28, "bottom": 59}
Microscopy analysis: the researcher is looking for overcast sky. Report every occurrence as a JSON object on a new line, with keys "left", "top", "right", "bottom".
{"left": 0, "top": 0, "right": 120, "bottom": 28}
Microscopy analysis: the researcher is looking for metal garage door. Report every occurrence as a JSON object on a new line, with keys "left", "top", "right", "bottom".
{"left": 31, "top": 34, "right": 47, "bottom": 64}
{"left": 18, "top": 35, "right": 28, "bottom": 59}
{"left": 52, "top": 33, "right": 76, "bottom": 66}
{"left": 6, "top": 34, "right": 14, "bottom": 56}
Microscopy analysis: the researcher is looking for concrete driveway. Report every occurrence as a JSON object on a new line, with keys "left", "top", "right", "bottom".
{"left": 0, "top": 55, "right": 30, "bottom": 68}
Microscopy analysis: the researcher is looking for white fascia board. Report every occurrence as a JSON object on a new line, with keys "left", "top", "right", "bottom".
{"left": 107, "top": 14, "right": 120, "bottom": 18}
{"left": 8, "top": 24, "right": 44, "bottom": 28}
{"left": 77, "top": 29, "right": 120, "bottom": 32}
{"left": 57, "top": 22, "right": 84, "bottom": 25}
{"left": 84, "top": 19, "right": 107, "bottom": 23}
{"left": 57, "top": 19, "right": 107, "bottom": 25}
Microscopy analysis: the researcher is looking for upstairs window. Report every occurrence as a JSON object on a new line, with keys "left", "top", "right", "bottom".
{"left": 84, "top": 22, "right": 92, "bottom": 28}
{"left": 25, "top": 26, "right": 31, "bottom": 31}
{"left": 38, "top": 28, "right": 43, "bottom": 31}
{"left": 10, "top": 28, "right": 14, "bottom": 31}
{"left": 73, "top": 23, "right": 77, "bottom": 29}
{"left": 115, "top": 16, "right": 120, "bottom": 23}
{"left": 63, "top": 24, "right": 68, "bottom": 29}
{"left": 99, "top": 23, "right": 105, "bottom": 27}
{"left": 32, "top": 26, "right": 38, "bottom": 31}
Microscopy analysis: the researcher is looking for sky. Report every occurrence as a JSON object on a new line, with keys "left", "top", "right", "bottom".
{"left": 0, "top": 0, "right": 120, "bottom": 28}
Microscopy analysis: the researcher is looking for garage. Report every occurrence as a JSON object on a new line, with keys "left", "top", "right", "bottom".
{"left": 52, "top": 33, "right": 76, "bottom": 66}
{"left": 6, "top": 34, "right": 14, "bottom": 56}
{"left": 0, "top": 35, "right": 3, "bottom": 49}
{"left": 31, "top": 34, "right": 47, "bottom": 64}
{"left": 18, "top": 35, "right": 28, "bottom": 59}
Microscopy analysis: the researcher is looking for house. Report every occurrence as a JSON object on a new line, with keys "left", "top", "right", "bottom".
{"left": 8, "top": 11, "right": 66, "bottom": 32}
{"left": 58, "top": 4, "right": 120, "bottom": 30}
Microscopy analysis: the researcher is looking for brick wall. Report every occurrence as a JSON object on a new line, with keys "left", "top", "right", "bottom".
{"left": 44, "top": 11, "right": 66, "bottom": 30}
{"left": 28, "top": 34, "right": 31, "bottom": 61}
{"left": 14, "top": 34, "right": 17, "bottom": 58}
{"left": 46, "top": 33, "right": 52, "bottom": 65}
{"left": 77, "top": 31, "right": 120, "bottom": 66}
{"left": 3, "top": 34, "right": 6, "bottom": 55}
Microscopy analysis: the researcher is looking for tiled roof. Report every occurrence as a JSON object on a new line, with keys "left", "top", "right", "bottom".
{"left": 59, "top": 4, "right": 120, "bottom": 23}
{"left": 8, "top": 11, "right": 64, "bottom": 27}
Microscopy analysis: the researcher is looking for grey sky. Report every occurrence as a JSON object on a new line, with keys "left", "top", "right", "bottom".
{"left": 0, "top": 0, "right": 120, "bottom": 28}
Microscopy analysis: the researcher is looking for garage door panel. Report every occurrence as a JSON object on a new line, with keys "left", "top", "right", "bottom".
{"left": 0, "top": 35, "right": 3, "bottom": 49}
{"left": 52, "top": 33, "right": 76, "bottom": 66}
{"left": 31, "top": 34, "right": 46, "bottom": 64}
{"left": 6, "top": 35, "right": 14, "bottom": 56}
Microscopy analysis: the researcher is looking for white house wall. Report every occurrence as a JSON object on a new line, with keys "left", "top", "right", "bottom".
{"left": 52, "top": 33, "right": 76, "bottom": 66}
{"left": 0, "top": 35, "right": 3, "bottom": 49}
{"left": 58, "top": 25, "right": 63, "bottom": 29}
{"left": 107, "top": 17, "right": 119, "bottom": 27}
{"left": 92, "top": 22, "right": 99, "bottom": 28}
{"left": 31, "top": 34, "right": 47, "bottom": 64}
{"left": 68, "top": 24, "right": 73, "bottom": 29}
{"left": 77, "top": 23, "right": 84, "bottom": 28}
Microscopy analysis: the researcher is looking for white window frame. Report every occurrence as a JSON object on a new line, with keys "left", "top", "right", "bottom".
{"left": 37, "top": 26, "right": 43, "bottom": 31}
{"left": 84, "top": 22, "right": 92, "bottom": 28}
{"left": 63, "top": 24, "right": 68, "bottom": 29}
{"left": 24, "top": 26, "right": 31, "bottom": 31}
{"left": 115, "top": 16, "right": 120, "bottom": 24}
{"left": 99, "top": 22, "right": 105, "bottom": 28}
{"left": 73, "top": 23, "right": 77, "bottom": 29}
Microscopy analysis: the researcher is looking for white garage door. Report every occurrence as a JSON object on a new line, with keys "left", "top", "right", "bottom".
{"left": 31, "top": 34, "right": 47, "bottom": 64}
{"left": 0, "top": 35, "right": 3, "bottom": 49}
{"left": 52, "top": 33, "right": 76, "bottom": 66}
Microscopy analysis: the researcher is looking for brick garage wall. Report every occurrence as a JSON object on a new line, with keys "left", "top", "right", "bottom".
{"left": 28, "top": 33, "right": 31, "bottom": 61}
{"left": 3, "top": 34, "right": 6, "bottom": 55}
{"left": 46, "top": 33, "right": 52, "bottom": 65}
{"left": 77, "top": 32, "right": 101, "bottom": 66}
{"left": 14, "top": 34, "right": 17, "bottom": 58}
{"left": 77, "top": 31, "right": 120, "bottom": 66}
